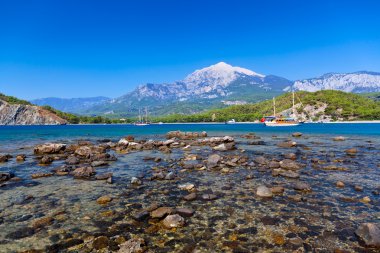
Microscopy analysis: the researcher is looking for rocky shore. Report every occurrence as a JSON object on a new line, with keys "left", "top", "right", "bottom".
{"left": 0, "top": 130, "right": 379, "bottom": 252}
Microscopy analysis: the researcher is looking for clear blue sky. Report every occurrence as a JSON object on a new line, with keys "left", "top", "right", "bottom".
{"left": 1, "top": 0, "right": 380, "bottom": 99}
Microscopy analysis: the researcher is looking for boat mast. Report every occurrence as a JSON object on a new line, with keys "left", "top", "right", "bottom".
{"left": 273, "top": 97, "right": 276, "bottom": 116}
{"left": 138, "top": 108, "right": 141, "bottom": 122}
{"left": 292, "top": 91, "right": 295, "bottom": 117}
{"left": 145, "top": 107, "right": 148, "bottom": 123}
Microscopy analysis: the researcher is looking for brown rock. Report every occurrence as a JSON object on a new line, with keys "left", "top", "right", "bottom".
{"left": 355, "top": 223, "right": 380, "bottom": 248}
{"left": 117, "top": 237, "right": 145, "bottom": 253}
{"left": 93, "top": 236, "right": 109, "bottom": 250}
{"left": 39, "top": 156, "right": 53, "bottom": 165}
{"left": 162, "top": 214, "right": 185, "bottom": 228}
{"left": 336, "top": 181, "right": 345, "bottom": 188}
{"left": 150, "top": 207, "right": 173, "bottom": 219}
{"left": 72, "top": 166, "right": 95, "bottom": 179}
{"left": 292, "top": 132, "right": 302, "bottom": 137}
{"left": 271, "top": 186, "right": 285, "bottom": 194}
{"left": 31, "top": 173, "right": 53, "bottom": 179}
{"left": 345, "top": 148, "right": 358, "bottom": 155}
{"left": 34, "top": 143, "right": 66, "bottom": 155}
{"left": 175, "top": 208, "right": 194, "bottom": 217}
{"left": 183, "top": 192, "right": 197, "bottom": 201}
{"left": 96, "top": 195, "right": 112, "bottom": 205}
{"left": 31, "top": 216, "right": 53, "bottom": 229}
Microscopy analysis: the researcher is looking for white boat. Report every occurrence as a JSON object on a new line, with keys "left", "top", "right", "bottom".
{"left": 226, "top": 119, "right": 236, "bottom": 124}
{"left": 134, "top": 107, "right": 151, "bottom": 126}
{"left": 261, "top": 92, "right": 301, "bottom": 127}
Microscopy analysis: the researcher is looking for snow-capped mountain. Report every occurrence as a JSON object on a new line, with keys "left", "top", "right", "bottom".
{"left": 122, "top": 62, "right": 288, "bottom": 101}
{"left": 83, "top": 62, "right": 292, "bottom": 116}
{"left": 291, "top": 71, "right": 380, "bottom": 93}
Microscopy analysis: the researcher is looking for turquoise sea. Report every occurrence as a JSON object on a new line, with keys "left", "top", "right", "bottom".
{"left": 1, "top": 123, "right": 379, "bottom": 146}
{"left": 0, "top": 123, "right": 379, "bottom": 252}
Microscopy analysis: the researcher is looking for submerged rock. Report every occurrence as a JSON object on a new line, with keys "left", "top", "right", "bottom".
{"left": 293, "top": 182, "right": 312, "bottom": 192}
{"left": 183, "top": 192, "right": 197, "bottom": 201}
{"left": 93, "top": 236, "right": 109, "bottom": 250}
{"left": 279, "top": 159, "right": 301, "bottom": 170}
{"left": 162, "top": 214, "right": 185, "bottom": 228}
{"left": 201, "top": 193, "right": 217, "bottom": 201}
{"left": 175, "top": 208, "right": 194, "bottom": 217}
{"left": 178, "top": 183, "right": 195, "bottom": 191}
{"left": 150, "top": 207, "right": 173, "bottom": 218}
{"left": 333, "top": 136, "right": 346, "bottom": 141}
{"left": 213, "top": 142, "right": 235, "bottom": 151}
{"left": 39, "top": 155, "right": 53, "bottom": 165}
{"left": 16, "top": 154, "right": 26, "bottom": 162}
{"left": 292, "top": 132, "right": 303, "bottom": 137}
{"left": 131, "top": 177, "right": 142, "bottom": 185}
{"left": 31, "top": 173, "right": 53, "bottom": 179}
{"left": 256, "top": 185, "right": 273, "bottom": 197}
{"left": 208, "top": 154, "right": 221, "bottom": 168}
{"left": 277, "top": 141, "right": 297, "bottom": 148}
{"left": 117, "top": 237, "right": 145, "bottom": 253}
{"left": 0, "top": 172, "right": 14, "bottom": 182}
{"left": 96, "top": 195, "right": 112, "bottom": 205}
{"left": 355, "top": 223, "right": 380, "bottom": 248}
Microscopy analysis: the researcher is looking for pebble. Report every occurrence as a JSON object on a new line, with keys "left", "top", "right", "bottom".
{"left": 256, "top": 185, "right": 273, "bottom": 197}
{"left": 361, "top": 196, "right": 371, "bottom": 203}
{"left": 183, "top": 192, "right": 197, "bottom": 201}
{"left": 150, "top": 207, "right": 173, "bottom": 219}
{"left": 175, "top": 208, "right": 194, "bottom": 217}
{"left": 271, "top": 186, "right": 285, "bottom": 194}
{"left": 31, "top": 173, "right": 53, "bottom": 179}
{"left": 162, "top": 214, "right": 185, "bottom": 228}
{"left": 178, "top": 183, "right": 195, "bottom": 191}
{"left": 117, "top": 237, "right": 145, "bottom": 253}
{"left": 131, "top": 177, "right": 142, "bottom": 185}
{"left": 93, "top": 236, "right": 109, "bottom": 250}
{"left": 292, "top": 132, "right": 303, "bottom": 137}
{"left": 293, "top": 182, "right": 312, "bottom": 192}
{"left": 336, "top": 181, "right": 345, "bottom": 188}
{"left": 96, "top": 195, "right": 112, "bottom": 205}
{"left": 201, "top": 193, "right": 217, "bottom": 201}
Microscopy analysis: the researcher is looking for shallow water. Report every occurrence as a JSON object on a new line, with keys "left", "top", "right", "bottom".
{"left": 0, "top": 124, "right": 379, "bottom": 252}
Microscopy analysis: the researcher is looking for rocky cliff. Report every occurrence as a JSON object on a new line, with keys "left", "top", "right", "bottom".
{"left": 0, "top": 99, "right": 68, "bottom": 125}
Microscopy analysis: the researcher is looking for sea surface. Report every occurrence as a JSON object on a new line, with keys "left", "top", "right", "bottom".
{"left": 0, "top": 123, "right": 379, "bottom": 252}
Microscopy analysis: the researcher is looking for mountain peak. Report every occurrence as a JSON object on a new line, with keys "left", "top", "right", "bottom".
{"left": 183, "top": 62, "right": 265, "bottom": 89}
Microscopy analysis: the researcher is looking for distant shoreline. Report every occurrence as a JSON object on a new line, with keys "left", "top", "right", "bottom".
{"left": 2, "top": 120, "right": 380, "bottom": 127}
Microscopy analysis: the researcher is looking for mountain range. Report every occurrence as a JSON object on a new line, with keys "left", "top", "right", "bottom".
{"left": 31, "top": 62, "right": 380, "bottom": 117}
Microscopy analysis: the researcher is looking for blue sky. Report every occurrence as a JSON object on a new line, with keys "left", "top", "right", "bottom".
{"left": 1, "top": 0, "right": 380, "bottom": 100}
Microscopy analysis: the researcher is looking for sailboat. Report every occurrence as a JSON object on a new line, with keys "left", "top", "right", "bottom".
{"left": 261, "top": 91, "right": 301, "bottom": 127}
{"left": 134, "top": 107, "right": 150, "bottom": 126}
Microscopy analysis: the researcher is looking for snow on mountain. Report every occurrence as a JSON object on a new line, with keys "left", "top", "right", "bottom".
{"left": 128, "top": 62, "right": 276, "bottom": 101}
{"left": 184, "top": 62, "right": 264, "bottom": 88}
{"left": 292, "top": 71, "right": 380, "bottom": 93}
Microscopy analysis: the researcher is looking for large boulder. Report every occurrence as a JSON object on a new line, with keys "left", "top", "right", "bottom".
{"left": 34, "top": 143, "right": 66, "bottom": 155}
{"left": 355, "top": 223, "right": 380, "bottom": 248}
